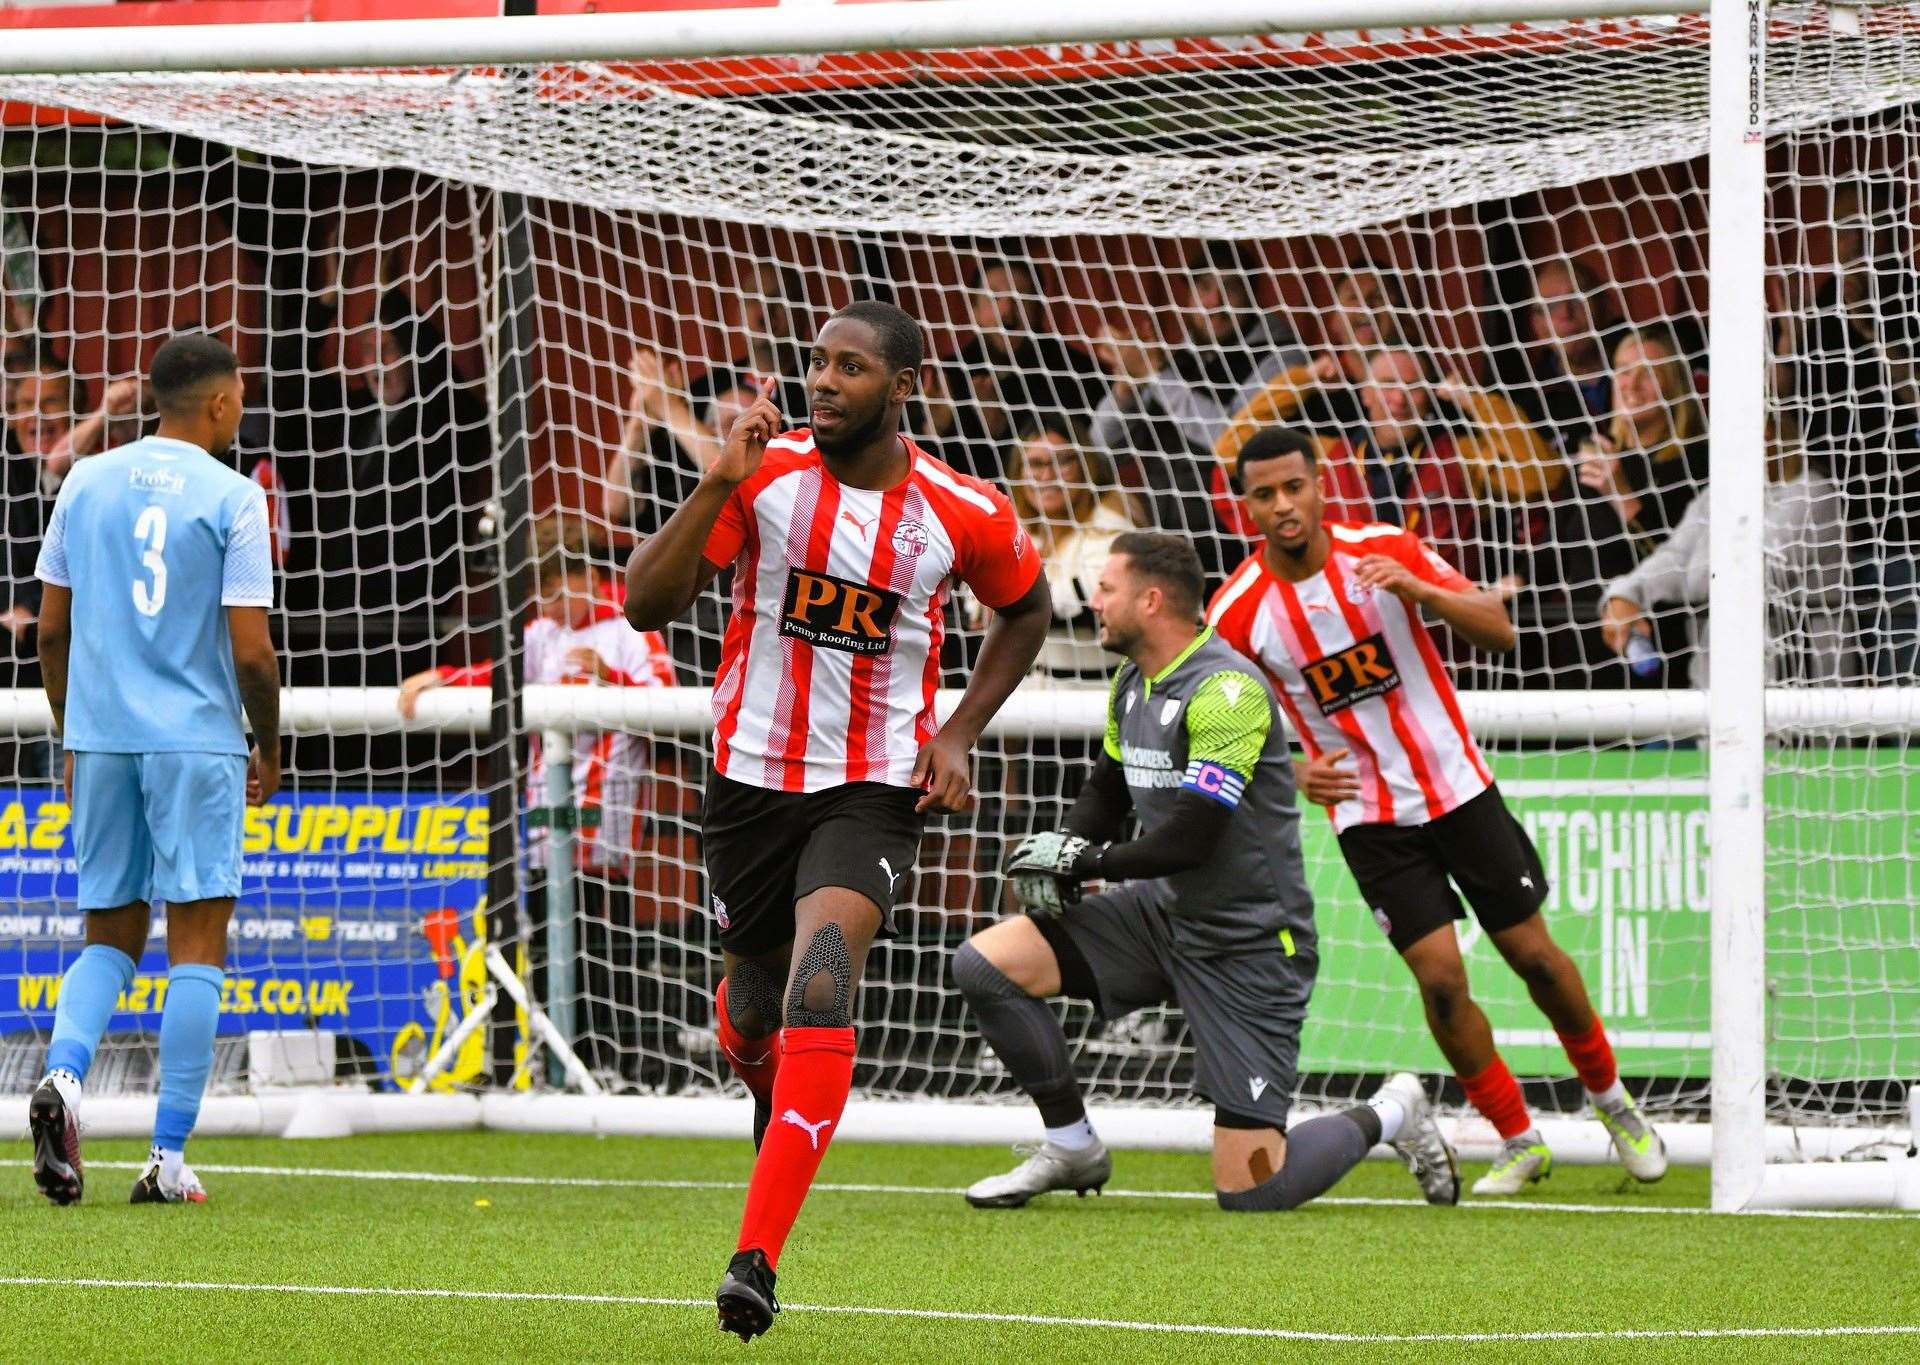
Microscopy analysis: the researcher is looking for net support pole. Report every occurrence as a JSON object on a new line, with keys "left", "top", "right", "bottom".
{"left": 540, "top": 729, "right": 577, "bottom": 1089}
{"left": 483, "top": 110, "right": 541, "bottom": 1085}
{"left": 1707, "top": 0, "right": 1769, "bottom": 1214}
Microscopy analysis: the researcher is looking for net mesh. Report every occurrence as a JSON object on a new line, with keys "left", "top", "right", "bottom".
{"left": 0, "top": 6, "right": 1913, "bottom": 1137}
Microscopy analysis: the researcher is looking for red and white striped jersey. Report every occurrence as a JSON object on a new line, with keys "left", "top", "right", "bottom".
{"left": 441, "top": 605, "right": 677, "bottom": 871}
{"left": 701, "top": 431, "right": 1038, "bottom": 793}
{"left": 1206, "top": 522, "right": 1492, "bottom": 832}
{"left": 248, "top": 455, "right": 290, "bottom": 567}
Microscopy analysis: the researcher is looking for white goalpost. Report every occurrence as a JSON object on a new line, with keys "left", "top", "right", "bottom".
{"left": 0, "top": 1, "right": 1916, "bottom": 1211}
{"left": 1706, "top": 0, "right": 1771, "bottom": 1215}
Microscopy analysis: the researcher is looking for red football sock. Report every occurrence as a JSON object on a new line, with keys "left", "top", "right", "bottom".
{"left": 736, "top": 1026, "right": 855, "bottom": 1269}
{"left": 1459, "top": 1055, "right": 1533, "bottom": 1140}
{"left": 713, "top": 979, "right": 779, "bottom": 1103}
{"left": 1556, "top": 1016, "right": 1619, "bottom": 1094}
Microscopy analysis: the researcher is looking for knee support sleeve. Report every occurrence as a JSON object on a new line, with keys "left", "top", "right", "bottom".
{"left": 953, "top": 941, "right": 1026, "bottom": 1004}
{"left": 785, "top": 923, "right": 854, "bottom": 1029}
{"left": 725, "top": 959, "right": 783, "bottom": 1040}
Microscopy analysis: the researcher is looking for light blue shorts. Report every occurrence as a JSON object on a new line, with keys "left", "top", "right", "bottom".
{"left": 70, "top": 751, "right": 247, "bottom": 910}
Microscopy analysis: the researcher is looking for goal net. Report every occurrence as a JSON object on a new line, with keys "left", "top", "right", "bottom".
{"left": 0, "top": 4, "right": 1914, "bottom": 1169}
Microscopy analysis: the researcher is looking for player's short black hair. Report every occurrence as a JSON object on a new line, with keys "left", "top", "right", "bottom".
{"left": 827, "top": 300, "right": 925, "bottom": 376}
{"left": 149, "top": 333, "right": 239, "bottom": 414}
{"left": 1235, "top": 426, "right": 1319, "bottom": 487}
{"left": 1110, "top": 530, "right": 1204, "bottom": 619}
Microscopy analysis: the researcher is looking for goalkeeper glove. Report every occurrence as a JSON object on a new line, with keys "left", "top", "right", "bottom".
{"left": 1004, "top": 831, "right": 1103, "bottom": 915}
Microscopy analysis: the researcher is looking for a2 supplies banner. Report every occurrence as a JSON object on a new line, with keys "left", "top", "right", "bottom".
{"left": 0, "top": 788, "right": 496, "bottom": 1089}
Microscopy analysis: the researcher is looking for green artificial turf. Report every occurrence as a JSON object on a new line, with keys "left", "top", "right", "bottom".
{"left": 3, "top": 1131, "right": 1916, "bottom": 1363}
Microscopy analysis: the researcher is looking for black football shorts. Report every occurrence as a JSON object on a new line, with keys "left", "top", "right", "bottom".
{"left": 698, "top": 768, "right": 925, "bottom": 958}
{"left": 1335, "top": 784, "right": 1549, "bottom": 954}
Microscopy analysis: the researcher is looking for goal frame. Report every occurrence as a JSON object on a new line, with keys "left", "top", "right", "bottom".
{"left": 0, "top": 0, "right": 1915, "bottom": 1212}
{"left": 0, "top": 2, "right": 1700, "bottom": 77}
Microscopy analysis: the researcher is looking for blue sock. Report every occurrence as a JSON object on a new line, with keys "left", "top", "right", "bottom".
{"left": 46, "top": 944, "right": 137, "bottom": 1081}
{"left": 153, "top": 964, "right": 224, "bottom": 1153}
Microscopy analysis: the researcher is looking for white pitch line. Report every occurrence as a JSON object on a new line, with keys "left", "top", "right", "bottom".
{"left": 5, "top": 1160, "right": 1916, "bottom": 1220}
{"left": 0, "top": 1276, "right": 1916, "bottom": 1345}
{"left": 0, "top": 1159, "right": 998, "bottom": 1200}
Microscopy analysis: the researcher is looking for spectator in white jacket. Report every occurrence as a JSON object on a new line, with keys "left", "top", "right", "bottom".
{"left": 1000, "top": 417, "right": 1138, "bottom": 682}
{"left": 960, "top": 417, "right": 1137, "bottom": 839}
{"left": 1598, "top": 427, "right": 1852, "bottom": 686}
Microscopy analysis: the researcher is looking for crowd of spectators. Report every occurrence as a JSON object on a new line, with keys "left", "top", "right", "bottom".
{"left": 0, "top": 220, "right": 500, "bottom": 783}
{"left": 1779, "top": 184, "right": 1920, "bottom": 680}
{"left": 590, "top": 237, "right": 1908, "bottom": 697}
{"left": 1, "top": 225, "right": 491, "bottom": 647}
{"left": 1598, "top": 416, "right": 1852, "bottom": 688}
{"left": 3, "top": 208, "right": 1915, "bottom": 723}
{"left": 1083, "top": 243, "right": 1307, "bottom": 582}
{"left": 239, "top": 232, "right": 490, "bottom": 619}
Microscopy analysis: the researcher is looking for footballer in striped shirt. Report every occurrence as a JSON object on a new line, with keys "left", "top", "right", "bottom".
{"left": 624, "top": 299, "right": 1049, "bottom": 1339}
{"left": 1209, "top": 426, "right": 1669, "bottom": 1199}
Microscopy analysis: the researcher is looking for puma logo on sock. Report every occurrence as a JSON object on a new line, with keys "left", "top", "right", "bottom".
{"left": 781, "top": 1109, "right": 834, "bottom": 1150}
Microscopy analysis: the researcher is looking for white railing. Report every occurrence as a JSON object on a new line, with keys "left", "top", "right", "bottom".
{"left": 4, "top": 685, "right": 1919, "bottom": 741}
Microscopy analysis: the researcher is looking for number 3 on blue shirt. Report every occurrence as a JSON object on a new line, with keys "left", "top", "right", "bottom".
{"left": 133, "top": 505, "right": 168, "bottom": 616}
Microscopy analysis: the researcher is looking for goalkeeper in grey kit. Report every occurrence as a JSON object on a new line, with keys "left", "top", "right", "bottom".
{"left": 956, "top": 531, "right": 1460, "bottom": 1210}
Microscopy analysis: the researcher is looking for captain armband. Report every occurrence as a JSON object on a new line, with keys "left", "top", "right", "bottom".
{"left": 1182, "top": 759, "right": 1248, "bottom": 809}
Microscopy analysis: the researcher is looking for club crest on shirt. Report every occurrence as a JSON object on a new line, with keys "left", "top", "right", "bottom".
{"left": 1345, "top": 577, "right": 1374, "bottom": 606}
{"left": 891, "top": 519, "right": 930, "bottom": 556}
{"left": 712, "top": 895, "right": 730, "bottom": 930}
{"left": 1159, "top": 698, "right": 1181, "bottom": 726}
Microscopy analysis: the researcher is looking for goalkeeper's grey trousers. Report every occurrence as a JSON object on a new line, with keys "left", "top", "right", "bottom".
{"left": 1215, "top": 1109, "right": 1379, "bottom": 1211}
{"left": 953, "top": 941, "right": 1087, "bottom": 1128}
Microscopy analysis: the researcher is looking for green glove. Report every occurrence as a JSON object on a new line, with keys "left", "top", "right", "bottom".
{"left": 1004, "top": 831, "right": 1096, "bottom": 915}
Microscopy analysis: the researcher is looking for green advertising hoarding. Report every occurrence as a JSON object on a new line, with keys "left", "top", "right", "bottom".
{"left": 1295, "top": 750, "right": 1920, "bottom": 1082}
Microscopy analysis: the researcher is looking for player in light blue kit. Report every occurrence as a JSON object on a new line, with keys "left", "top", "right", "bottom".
{"left": 28, "top": 333, "right": 281, "bottom": 1206}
